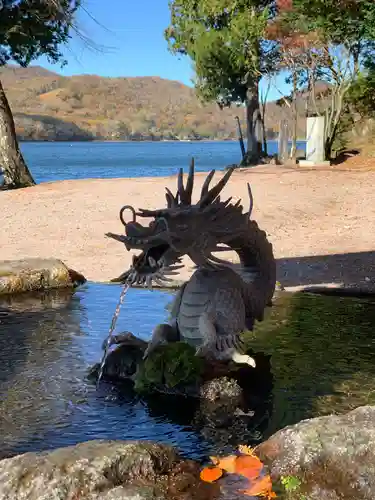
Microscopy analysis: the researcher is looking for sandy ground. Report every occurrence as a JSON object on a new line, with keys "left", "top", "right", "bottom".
{"left": 1, "top": 164, "right": 375, "bottom": 291}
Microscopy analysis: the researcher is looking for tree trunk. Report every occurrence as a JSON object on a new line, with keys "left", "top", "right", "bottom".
{"left": 0, "top": 78, "right": 35, "bottom": 188}
{"left": 244, "top": 80, "right": 263, "bottom": 165}
{"left": 290, "top": 71, "right": 298, "bottom": 161}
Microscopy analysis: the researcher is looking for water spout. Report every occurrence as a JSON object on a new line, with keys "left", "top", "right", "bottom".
{"left": 96, "top": 283, "right": 130, "bottom": 386}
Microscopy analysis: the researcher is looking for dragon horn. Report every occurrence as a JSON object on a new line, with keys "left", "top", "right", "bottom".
{"left": 165, "top": 187, "right": 177, "bottom": 208}
{"left": 184, "top": 157, "right": 195, "bottom": 205}
{"left": 200, "top": 169, "right": 215, "bottom": 199}
{"left": 198, "top": 167, "right": 235, "bottom": 208}
{"left": 247, "top": 183, "right": 254, "bottom": 218}
{"left": 177, "top": 167, "right": 186, "bottom": 203}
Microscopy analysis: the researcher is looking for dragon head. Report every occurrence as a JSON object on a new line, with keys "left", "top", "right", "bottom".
{"left": 106, "top": 159, "right": 253, "bottom": 286}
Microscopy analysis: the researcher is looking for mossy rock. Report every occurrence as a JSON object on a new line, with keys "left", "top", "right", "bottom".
{"left": 0, "top": 258, "right": 85, "bottom": 295}
{"left": 134, "top": 342, "right": 205, "bottom": 395}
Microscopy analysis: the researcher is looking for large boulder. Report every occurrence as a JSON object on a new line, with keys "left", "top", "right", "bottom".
{"left": 257, "top": 405, "right": 375, "bottom": 500}
{"left": 0, "top": 258, "right": 86, "bottom": 295}
{"left": 0, "top": 440, "right": 216, "bottom": 500}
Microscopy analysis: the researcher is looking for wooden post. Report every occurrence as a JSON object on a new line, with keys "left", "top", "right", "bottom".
{"left": 235, "top": 116, "right": 246, "bottom": 161}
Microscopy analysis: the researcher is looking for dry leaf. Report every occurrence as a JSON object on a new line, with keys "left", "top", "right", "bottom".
{"left": 240, "top": 474, "right": 275, "bottom": 498}
{"left": 200, "top": 466, "right": 223, "bottom": 483}
{"left": 238, "top": 444, "right": 257, "bottom": 457}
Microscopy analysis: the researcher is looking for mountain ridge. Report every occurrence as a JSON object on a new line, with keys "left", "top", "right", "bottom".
{"left": 0, "top": 64, "right": 307, "bottom": 142}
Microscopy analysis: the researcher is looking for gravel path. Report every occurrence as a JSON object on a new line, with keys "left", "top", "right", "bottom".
{"left": 1, "top": 165, "right": 375, "bottom": 291}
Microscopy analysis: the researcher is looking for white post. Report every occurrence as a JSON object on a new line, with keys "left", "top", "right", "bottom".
{"left": 300, "top": 116, "right": 330, "bottom": 167}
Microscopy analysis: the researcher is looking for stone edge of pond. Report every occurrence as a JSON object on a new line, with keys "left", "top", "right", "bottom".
{"left": 0, "top": 439, "right": 217, "bottom": 500}
{"left": 0, "top": 258, "right": 86, "bottom": 296}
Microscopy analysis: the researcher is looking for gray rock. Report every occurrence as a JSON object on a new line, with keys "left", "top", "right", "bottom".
{"left": 199, "top": 377, "right": 242, "bottom": 402}
{"left": 0, "top": 440, "right": 215, "bottom": 500}
{"left": 88, "top": 332, "right": 148, "bottom": 381}
{"left": 0, "top": 258, "right": 85, "bottom": 295}
{"left": 257, "top": 405, "right": 375, "bottom": 500}
{"left": 195, "top": 377, "right": 252, "bottom": 456}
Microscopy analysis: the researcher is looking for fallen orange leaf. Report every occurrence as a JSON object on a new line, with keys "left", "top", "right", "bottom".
{"left": 237, "top": 455, "right": 264, "bottom": 484}
{"left": 209, "top": 454, "right": 238, "bottom": 473}
{"left": 240, "top": 474, "right": 275, "bottom": 498}
{"left": 235, "top": 454, "right": 263, "bottom": 475}
{"left": 236, "top": 466, "right": 262, "bottom": 481}
{"left": 200, "top": 466, "right": 223, "bottom": 483}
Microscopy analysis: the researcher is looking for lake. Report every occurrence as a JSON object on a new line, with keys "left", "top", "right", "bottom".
{"left": 1, "top": 285, "right": 375, "bottom": 462}
{"left": 18, "top": 140, "right": 306, "bottom": 184}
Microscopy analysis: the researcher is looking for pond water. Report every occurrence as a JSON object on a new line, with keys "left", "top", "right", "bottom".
{"left": 1, "top": 284, "right": 375, "bottom": 462}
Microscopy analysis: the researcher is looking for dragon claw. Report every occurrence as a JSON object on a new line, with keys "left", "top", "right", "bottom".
{"left": 231, "top": 351, "right": 256, "bottom": 367}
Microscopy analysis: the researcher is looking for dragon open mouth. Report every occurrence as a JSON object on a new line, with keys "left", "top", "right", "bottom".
{"left": 106, "top": 228, "right": 183, "bottom": 286}
{"left": 125, "top": 242, "right": 183, "bottom": 287}
{"left": 137, "top": 243, "right": 171, "bottom": 273}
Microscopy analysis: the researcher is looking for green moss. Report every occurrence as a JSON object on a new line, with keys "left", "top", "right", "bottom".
{"left": 134, "top": 342, "right": 205, "bottom": 394}
{"left": 242, "top": 292, "right": 375, "bottom": 436}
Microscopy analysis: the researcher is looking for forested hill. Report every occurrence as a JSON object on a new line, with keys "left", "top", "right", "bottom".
{"left": 0, "top": 65, "right": 309, "bottom": 142}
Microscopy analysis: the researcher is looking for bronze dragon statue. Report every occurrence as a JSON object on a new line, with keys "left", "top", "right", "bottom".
{"left": 106, "top": 160, "right": 276, "bottom": 368}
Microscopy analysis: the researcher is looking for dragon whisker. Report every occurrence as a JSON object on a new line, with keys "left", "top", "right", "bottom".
{"left": 105, "top": 232, "right": 128, "bottom": 243}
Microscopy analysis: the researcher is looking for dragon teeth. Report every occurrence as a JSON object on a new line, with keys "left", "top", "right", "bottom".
{"left": 148, "top": 256, "right": 157, "bottom": 268}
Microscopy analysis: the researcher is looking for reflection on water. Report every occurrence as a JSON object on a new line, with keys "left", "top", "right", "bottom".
{"left": 0, "top": 284, "right": 208, "bottom": 460}
{"left": 1, "top": 284, "right": 375, "bottom": 461}
{"left": 247, "top": 291, "right": 375, "bottom": 438}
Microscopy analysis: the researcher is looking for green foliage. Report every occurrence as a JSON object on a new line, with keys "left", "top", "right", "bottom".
{"left": 291, "top": 0, "right": 375, "bottom": 48}
{"left": 0, "top": 0, "right": 80, "bottom": 68}
{"left": 281, "top": 475, "right": 302, "bottom": 492}
{"left": 329, "top": 113, "right": 352, "bottom": 156}
{"left": 347, "top": 65, "right": 375, "bottom": 117}
{"left": 165, "top": 0, "right": 277, "bottom": 107}
{"left": 134, "top": 342, "right": 204, "bottom": 394}
{"left": 276, "top": 0, "right": 375, "bottom": 159}
{"left": 280, "top": 475, "right": 307, "bottom": 500}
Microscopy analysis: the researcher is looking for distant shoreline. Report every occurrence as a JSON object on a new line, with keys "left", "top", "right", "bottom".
{"left": 18, "top": 138, "right": 237, "bottom": 144}
{"left": 19, "top": 138, "right": 306, "bottom": 144}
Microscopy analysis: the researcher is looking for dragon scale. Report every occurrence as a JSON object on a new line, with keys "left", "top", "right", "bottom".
{"left": 106, "top": 160, "right": 276, "bottom": 367}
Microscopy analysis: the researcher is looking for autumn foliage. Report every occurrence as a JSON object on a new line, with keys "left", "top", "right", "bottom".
{"left": 200, "top": 445, "right": 276, "bottom": 498}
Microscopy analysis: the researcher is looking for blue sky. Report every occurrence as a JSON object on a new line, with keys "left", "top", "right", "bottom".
{"left": 35, "top": 0, "right": 289, "bottom": 101}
